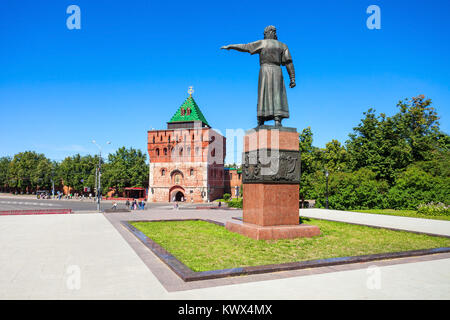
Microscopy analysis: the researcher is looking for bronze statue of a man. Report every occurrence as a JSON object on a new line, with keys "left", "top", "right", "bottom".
{"left": 221, "top": 25, "right": 295, "bottom": 127}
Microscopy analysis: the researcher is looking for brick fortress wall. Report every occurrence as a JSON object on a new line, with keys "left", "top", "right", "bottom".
{"left": 224, "top": 168, "right": 242, "bottom": 198}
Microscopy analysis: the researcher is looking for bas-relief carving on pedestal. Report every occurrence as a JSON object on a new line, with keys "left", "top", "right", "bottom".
{"left": 242, "top": 149, "right": 301, "bottom": 184}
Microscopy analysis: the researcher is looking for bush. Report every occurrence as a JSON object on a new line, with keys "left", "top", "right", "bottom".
{"left": 226, "top": 198, "right": 243, "bottom": 208}
{"left": 313, "top": 168, "right": 389, "bottom": 210}
{"left": 387, "top": 165, "right": 449, "bottom": 209}
{"left": 223, "top": 193, "right": 231, "bottom": 201}
{"left": 417, "top": 202, "right": 450, "bottom": 216}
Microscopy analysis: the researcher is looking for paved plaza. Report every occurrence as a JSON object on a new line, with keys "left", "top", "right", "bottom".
{"left": 0, "top": 194, "right": 183, "bottom": 212}
{"left": 0, "top": 207, "right": 449, "bottom": 299}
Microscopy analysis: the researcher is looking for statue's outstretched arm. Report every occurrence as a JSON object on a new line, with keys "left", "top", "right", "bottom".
{"left": 285, "top": 62, "right": 296, "bottom": 88}
{"left": 221, "top": 44, "right": 250, "bottom": 53}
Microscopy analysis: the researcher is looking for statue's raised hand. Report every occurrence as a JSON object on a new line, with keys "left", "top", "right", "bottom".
{"left": 221, "top": 45, "right": 230, "bottom": 50}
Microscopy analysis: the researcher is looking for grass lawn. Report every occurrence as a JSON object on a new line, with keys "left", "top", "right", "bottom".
{"left": 130, "top": 219, "right": 450, "bottom": 272}
{"left": 348, "top": 209, "right": 450, "bottom": 221}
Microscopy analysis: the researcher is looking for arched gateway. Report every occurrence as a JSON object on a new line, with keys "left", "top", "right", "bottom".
{"left": 174, "top": 191, "right": 184, "bottom": 202}
{"left": 169, "top": 186, "right": 185, "bottom": 202}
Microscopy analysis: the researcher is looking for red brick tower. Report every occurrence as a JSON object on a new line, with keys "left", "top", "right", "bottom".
{"left": 147, "top": 91, "right": 226, "bottom": 203}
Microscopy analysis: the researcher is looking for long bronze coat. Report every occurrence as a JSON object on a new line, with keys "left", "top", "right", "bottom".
{"left": 231, "top": 39, "right": 294, "bottom": 121}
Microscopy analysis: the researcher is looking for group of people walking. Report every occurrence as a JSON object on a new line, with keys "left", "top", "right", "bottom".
{"left": 125, "top": 199, "right": 146, "bottom": 211}
{"left": 111, "top": 199, "right": 146, "bottom": 211}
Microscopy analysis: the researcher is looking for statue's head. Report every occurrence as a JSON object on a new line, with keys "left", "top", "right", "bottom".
{"left": 263, "top": 25, "right": 277, "bottom": 40}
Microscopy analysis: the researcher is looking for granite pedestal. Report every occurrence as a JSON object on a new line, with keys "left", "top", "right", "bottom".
{"left": 226, "top": 126, "right": 320, "bottom": 240}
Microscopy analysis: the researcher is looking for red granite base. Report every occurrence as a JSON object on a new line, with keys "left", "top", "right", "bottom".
{"left": 243, "top": 183, "right": 299, "bottom": 226}
{"left": 226, "top": 220, "right": 321, "bottom": 240}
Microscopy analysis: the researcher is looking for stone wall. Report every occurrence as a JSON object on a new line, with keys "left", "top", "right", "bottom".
{"left": 224, "top": 168, "right": 242, "bottom": 198}
{"left": 148, "top": 162, "right": 208, "bottom": 202}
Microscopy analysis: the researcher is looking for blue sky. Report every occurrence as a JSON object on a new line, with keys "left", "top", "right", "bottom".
{"left": 1, "top": 0, "right": 449, "bottom": 164}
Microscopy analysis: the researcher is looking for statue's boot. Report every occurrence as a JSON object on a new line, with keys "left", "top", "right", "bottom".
{"left": 257, "top": 117, "right": 264, "bottom": 127}
{"left": 274, "top": 116, "right": 282, "bottom": 127}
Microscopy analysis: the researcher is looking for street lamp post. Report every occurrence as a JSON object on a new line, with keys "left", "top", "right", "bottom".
{"left": 51, "top": 165, "right": 57, "bottom": 199}
{"left": 94, "top": 165, "right": 98, "bottom": 202}
{"left": 325, "top": 170, "right": 329, "bottom": 209}
{"left": 97, "top": 152, "right": 101, "bottom": 211}
{"left": 92, "top": 140, "right": 111, "bottom": 212}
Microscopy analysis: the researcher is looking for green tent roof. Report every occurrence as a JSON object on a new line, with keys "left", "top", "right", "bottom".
{"left": 168, "top": 96, "right": 209, "bottom": 126}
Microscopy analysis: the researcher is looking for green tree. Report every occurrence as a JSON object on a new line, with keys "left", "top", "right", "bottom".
{"left": 394, "top": 95, "right": 441, "bottom": 161}
{"left": 299, "top": 127, "right": 325, "bottom": 173}
{"left": 347, "top": 95, "right": 442, "bottom": 184}
{"left": 323, "top": 139, "right": 349, "bottom": 173}
{"left": 8, "top": 151, "right": 52, "bottom": 192}
{"left": 0, "top": 156, "right": 12, "bottom": 191}
{"left": 313, "top": 168, "right": 389, "bottom": 210}
{"left": 346, "top": 96, "right": 441, "bottom": 184}
{"left": 34, "top": 157, "right": 54, "bottom": 190}
{"left": 58, "top": 154, "right": 100, "bottom": 192}
{"left": 299, "top": 127, "right": 350, "bottom": 203}
{"left": 299, "top": 96, "right": 448, "bottom": 209}
{"left": 414, "top": 149, "right": 450, "bottom": 178}
{"left": 346, "top": 109, "right": 411, "bottom": 183}
{"left": 387, "top": 165, "right": 449, "bottom": 209}
{"left": 102, "top": 147, "right": 149, "bottom": 193}
{"left": 299, "top": 127, "right": 321, "bottom": 202}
